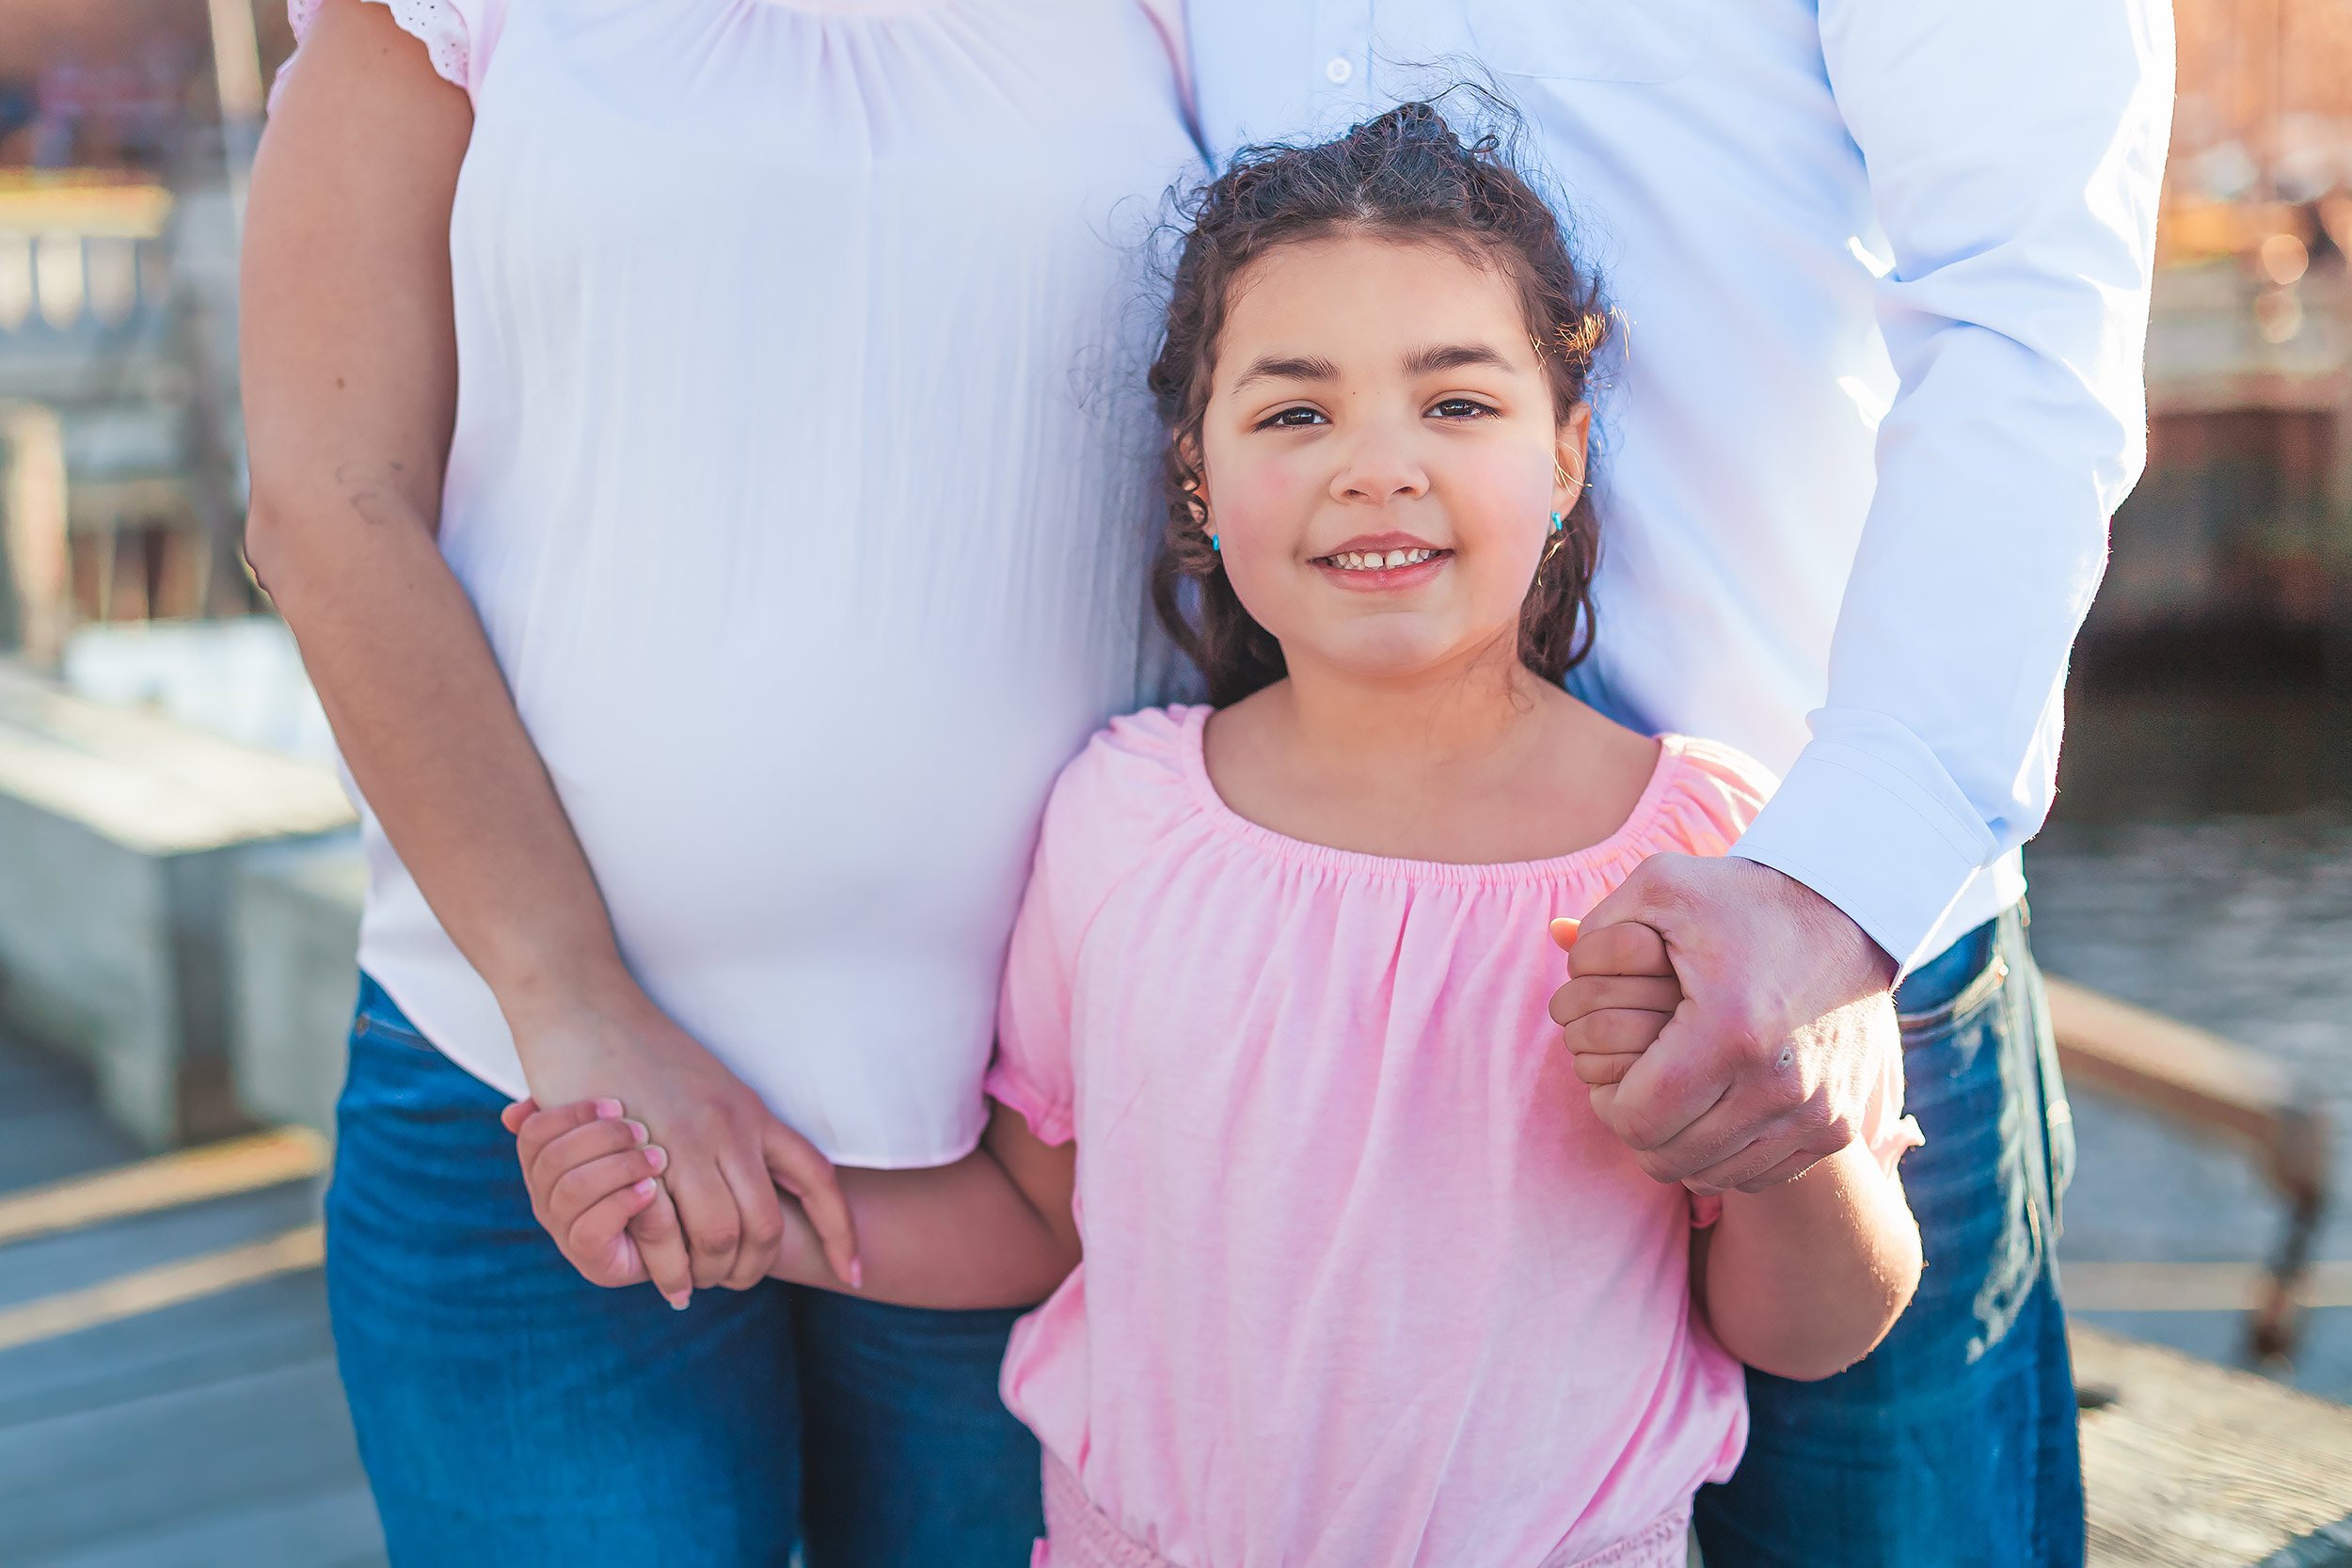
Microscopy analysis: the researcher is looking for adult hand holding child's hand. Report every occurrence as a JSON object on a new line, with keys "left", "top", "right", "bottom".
{"left": 1551, "top": 853, "right": 1899, "bottom": 1196}
{"left": 1548, "top": 914, "right": 1680, "bottom": 1093}
{"left": 501, "top": 1096, "right": 666, "bottom": 1288}
{"left": 506, "top": 986, "right": 858, "bottom": 1307}
{"left": 501, "top": 1089, "right": 859, "bottom": 1303}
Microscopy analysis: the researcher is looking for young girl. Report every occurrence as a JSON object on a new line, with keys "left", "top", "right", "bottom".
{"left": 509, "top": 103, "right": 1922, "bottom": 1567}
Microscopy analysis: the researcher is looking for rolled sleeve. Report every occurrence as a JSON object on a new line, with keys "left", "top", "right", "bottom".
{"left": 1732, "top": 713, "right": 1993, "bottom": 968}
{"left": 1762, "top": 0, "right": 2174, "bottom": 968}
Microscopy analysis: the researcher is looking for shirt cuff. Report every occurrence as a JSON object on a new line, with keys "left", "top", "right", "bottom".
{"left": 1729, "top": 732, "right": 1992, "bottom": 973}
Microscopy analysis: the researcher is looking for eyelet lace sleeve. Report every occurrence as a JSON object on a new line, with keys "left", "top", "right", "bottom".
{"left": 270, "top": 0, "right": 475, "bottom": 110}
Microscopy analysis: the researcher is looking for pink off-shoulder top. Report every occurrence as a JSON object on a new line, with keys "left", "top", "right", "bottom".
{"left": 987, "top": 705, "right": 1921, "bottom": 1568}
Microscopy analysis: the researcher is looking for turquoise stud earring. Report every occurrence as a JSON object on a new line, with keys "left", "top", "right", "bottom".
{"left": 1210, "top": 532, "right": 1221, "bottom": 552}
{"left": 1549, "top": 511, "right": 1565, "bottom": 533}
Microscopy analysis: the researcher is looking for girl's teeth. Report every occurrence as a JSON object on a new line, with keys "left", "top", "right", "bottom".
{"left": 1328, "top": 548, "right": 1435, "bottom": 571}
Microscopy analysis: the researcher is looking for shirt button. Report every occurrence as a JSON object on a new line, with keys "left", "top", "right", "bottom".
{"left": 1325, "top": 55, "right": 1354, "bottom": 84}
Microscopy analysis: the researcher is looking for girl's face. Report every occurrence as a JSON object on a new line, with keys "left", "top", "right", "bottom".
{"left": 1197, "top": 232, "right": 1589, "bottom": 689}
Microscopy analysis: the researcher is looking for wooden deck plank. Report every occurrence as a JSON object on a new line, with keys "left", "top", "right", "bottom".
{"left": 2077, "top": 1324, "right": 2352, "bottom": 1568}
{"left": 0, "top": 1271, "right": 337, "bottom": 1429}
{"left": 0, "top": 1126, "right": 326, "bottom": 1246}
{"left": 0, "top": 1224, "right": 323, "bottom": 1354}
{"left": 2070, "top": 1307, "right": 2352, "bottom": 1408}
{"left": 0, "top": 1027, "right": 379, "bottom": 1566}
{"left": 0, "top": 1180, "right": 322, "bottom": 1311}
{"left": 2067, "top": 1260, "right": 2352, "bottom": 1310}
{"left": 31, "top": 1482, "right": 386, "bottom": 1568}
{"left": 0, "top": 1353, "right": 368, "bottom": 1563}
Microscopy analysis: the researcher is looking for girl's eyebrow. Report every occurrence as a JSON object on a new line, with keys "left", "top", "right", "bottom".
{"left": 1232, "top": 342, "right": 1516, "bottom": 391}
{"left": 1232, "top": 353, "right": 1340, "bottom": 389}
{"left": 1403, "top": 341, "right": 1515, "bottom": 376}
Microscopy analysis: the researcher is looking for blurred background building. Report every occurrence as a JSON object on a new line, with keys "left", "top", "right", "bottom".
{"left": 0, "top": 5, "right": 2348, "bottom": 1566}
{"left": 0, "top": 0, "right": 293, "bottom": 641}
{"left": 2095, "top": 0, "right": 2352, "bottom": 671}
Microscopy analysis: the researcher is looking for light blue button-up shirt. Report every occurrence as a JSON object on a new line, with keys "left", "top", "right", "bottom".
{"left": 1185, "top": 0, "right": 2174, "bottom": 969}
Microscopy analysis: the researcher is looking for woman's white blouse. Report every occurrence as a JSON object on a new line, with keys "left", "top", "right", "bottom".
{"left": 275, "top": 0, "right": 1200, "bottom": 1164}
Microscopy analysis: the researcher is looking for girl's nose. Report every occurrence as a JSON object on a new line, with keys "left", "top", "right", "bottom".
{"left": 1328, "top": 428, "right": 1429, "bottom": 505}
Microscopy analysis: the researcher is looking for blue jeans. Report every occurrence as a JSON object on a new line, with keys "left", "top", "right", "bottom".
{"left": 326, "top": 976, "right": 1044, "bottom": 1568}
{"left": 1693, "top": 907, "right": 2083, "bottom": 1567}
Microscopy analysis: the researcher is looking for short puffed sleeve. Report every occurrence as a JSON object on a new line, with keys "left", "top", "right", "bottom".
{"left": 1647, "top": 735, "right": 1779, "bottom": 859}
{"left": 985, "top": 707, "right": 1203, "bottom": 1148}
{"left": 270, "top": 0, "right": 506, "bottom": 110}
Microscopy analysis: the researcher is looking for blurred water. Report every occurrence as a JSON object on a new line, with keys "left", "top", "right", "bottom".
{"left": 2026, "top": 679, "right": 2352, "bottom": 1395}
{"left": 2031, "top": 809, "right": 2352, "bottom": 1142}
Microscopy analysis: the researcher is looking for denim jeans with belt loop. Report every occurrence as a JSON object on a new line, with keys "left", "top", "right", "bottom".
{"left": 1694, "top": 904, "right": 2083, "bottom": 1568}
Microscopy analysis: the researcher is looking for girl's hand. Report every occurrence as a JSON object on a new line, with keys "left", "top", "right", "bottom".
{"left": 505, "top": 1096, "right": 856, "bottom": 1295}
{"left": 507, "top": 987, "right": 860, "bottom": 1307}
{"left": 1549, "top": 916, "right": 1683, "bottom": 1097}
{"left": 501, "top": 1097, "right": 665, "bottom": 1287}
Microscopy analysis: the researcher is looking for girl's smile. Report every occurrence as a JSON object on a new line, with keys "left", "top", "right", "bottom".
{"left": 1193, "top": 231, "right": 1588, "bottom": 689}
{"left": 1311, "top": 531, "right": 1453, "bottom": 590}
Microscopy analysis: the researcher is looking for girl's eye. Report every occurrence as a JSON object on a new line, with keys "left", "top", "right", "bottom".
{"left": 1430, "top": 397, "right": 1499, "bottom": 420}
{"left": 1260, "top": 405, "right": 1327, "bottom": 429}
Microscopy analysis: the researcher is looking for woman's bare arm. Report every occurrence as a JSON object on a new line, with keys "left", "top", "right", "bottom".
{"left": 240, "top": 0, "right": 854, "bottom": 1302}
{"left": 244, "top": 0, "right": 598, "bottom": 1030}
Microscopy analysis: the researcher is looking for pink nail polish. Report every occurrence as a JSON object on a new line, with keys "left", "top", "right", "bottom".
{"left": 632, "top": 1178, "right": 656, "bottom": 1197}
{"left": 665, "top": 1291, "right": 691, "bottom": 1311}
{"left": 644, "top": 1146, "right": 668, "bottom": 1173}
{"left": 595, "top": 1099, "right": 624, "bottom": 1119}
{"left": 847, "top": 1259, "right": 865, "bottom": 1291}
{"left": 626, "top": 1119, "right": 648, "bottom": 1143}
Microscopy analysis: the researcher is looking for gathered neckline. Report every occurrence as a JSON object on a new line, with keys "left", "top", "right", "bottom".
{"left": 1175, "top": 705, "right": 1692, "bottom": 888}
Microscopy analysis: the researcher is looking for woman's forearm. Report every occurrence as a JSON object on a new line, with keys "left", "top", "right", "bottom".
{"left": 1694, "top": 1142, "right": 1921, "bottom": 1382}
{"left": 255, "top": 487, "right": 629, "bottom": 1033}
{"left": 242, "top": 0, "right": 630, "bottom": 1042}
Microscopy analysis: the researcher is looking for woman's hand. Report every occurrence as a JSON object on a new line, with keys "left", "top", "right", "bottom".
{"left": 503, "top": 1095, "right": 864, "bottom": 1297}
{"left": 509, "top": 983, "right": 859, "bottom": 1307}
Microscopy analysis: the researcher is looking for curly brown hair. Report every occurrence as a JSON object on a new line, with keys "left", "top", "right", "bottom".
{"left": 1147, "top": 98, "right": 1612, "bottom": 708}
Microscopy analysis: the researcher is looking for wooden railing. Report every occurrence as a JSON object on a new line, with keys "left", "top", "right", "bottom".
{"left": 2049, "top": 976, "right": 2333, "bottom": 1366}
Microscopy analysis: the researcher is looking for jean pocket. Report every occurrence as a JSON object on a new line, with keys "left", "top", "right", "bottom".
{"left": 1896, "top": 950, "right": 2010, "bottom": 1044}
{"left": 354, "top": 1010, "right": 440, "bottom": 1054}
